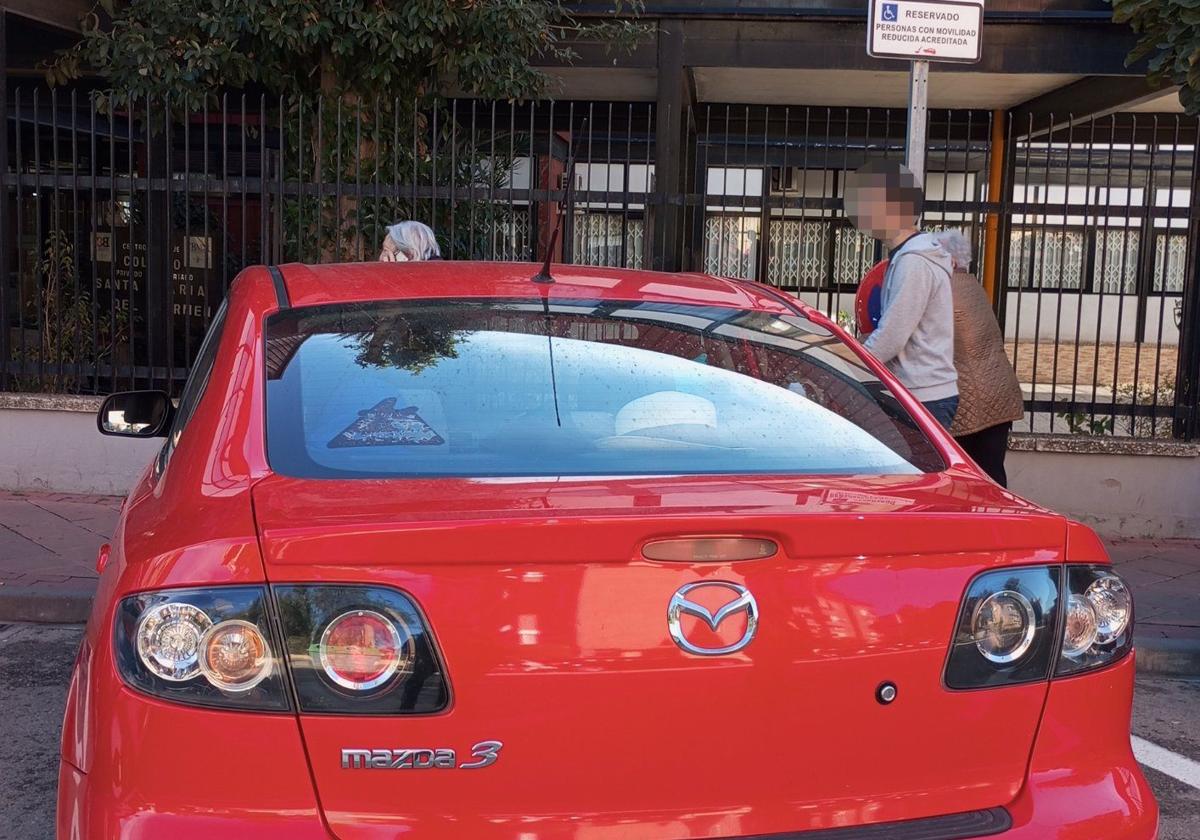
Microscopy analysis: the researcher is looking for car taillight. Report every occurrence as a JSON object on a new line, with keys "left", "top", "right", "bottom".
{"left": 199, "top": 619, "right": 274, "bottom": 692}
{"left": 1055, "top": 566, "right": 1133, "bottom": 677}
{"left": 115, "top": 587, "right": 290, "bottom": 711}
{"left": 944, "top": 564, "right": 1135, "bottom": 690}
{"left": 944, "top": 565, "right": 1062, "bottom": 689}
{"left": 318, "top": 609, "right": 411, "bottom": 691}
{"left": 274, "top": 585, "right": 449, "bottom": 714}
{"left": 115, "top": 584, "right": 449, "bottom": 714}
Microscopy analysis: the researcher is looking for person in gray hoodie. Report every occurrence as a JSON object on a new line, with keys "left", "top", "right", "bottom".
{"left": 843, "top": 160, "right": 959, "bottom": 429}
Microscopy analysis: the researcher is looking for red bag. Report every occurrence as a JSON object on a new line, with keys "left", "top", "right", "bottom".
{"left": 855, "top": 260, "right": 889, "bottom": 336}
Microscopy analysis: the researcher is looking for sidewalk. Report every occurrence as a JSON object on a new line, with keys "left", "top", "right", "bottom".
{"left": 1109, "top": 539, "right": 1200, "bottom": 676}
{"left": 0, "top": 489, "right": 1197, "bottom": 674}
{"left": 0, "top": 491, "right": 120, "bottom": 623}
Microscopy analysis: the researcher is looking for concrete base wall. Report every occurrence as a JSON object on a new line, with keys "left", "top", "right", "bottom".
{"left": 2, "top": 396, "right": 1198, "bottom": 538}
{"left": 0, "top": 396, "right": 159, "bottom": 497}
{"left": 1007, "top": 436, "right": 1200, "bottom": 540}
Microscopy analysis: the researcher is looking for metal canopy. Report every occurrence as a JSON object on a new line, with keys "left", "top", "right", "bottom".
{"left": 542, "top": 8, "right": 1148, "bottom": 114}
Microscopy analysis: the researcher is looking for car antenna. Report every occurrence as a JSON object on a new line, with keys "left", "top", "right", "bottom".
{"left": 533, "top": 117, "right": 586, "bottom": 426}
{"left": 536, "top": 216, "right": 564, "bottom": 426}
{"left": 532, "top": 117, "right": 586, "bottom": 285}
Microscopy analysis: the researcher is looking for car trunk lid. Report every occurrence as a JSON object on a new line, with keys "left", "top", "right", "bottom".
{"left": 253, "top": 472, "right": 1063, "bottom": 840}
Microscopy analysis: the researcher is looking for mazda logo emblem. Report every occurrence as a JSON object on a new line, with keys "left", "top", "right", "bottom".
{"left": 667, "top": 581, "right": 758, "bottom": 656}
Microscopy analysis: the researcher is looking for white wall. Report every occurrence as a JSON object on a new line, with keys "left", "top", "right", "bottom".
{"left": 0, "top": 398, "right": 159, "bottom": 497}
{"left": 3, "top": 400, "right": 1196, "bottom": 539}
{"left": 1002, "top": 292, "right": 1181, "bottom": 345}
{"left": 795, "top": 290, "right": 1183, "bottom": 346}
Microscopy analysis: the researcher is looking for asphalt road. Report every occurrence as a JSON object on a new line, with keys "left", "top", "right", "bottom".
{"left": 1, "top": 623, "right": 1197, "bottom": 840}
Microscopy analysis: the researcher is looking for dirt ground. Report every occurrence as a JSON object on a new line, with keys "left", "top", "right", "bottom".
{"left": 1007, "top": 341, "right": 1178, "bottom": 393}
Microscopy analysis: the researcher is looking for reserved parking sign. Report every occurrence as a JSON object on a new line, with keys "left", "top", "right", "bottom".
{"left": 868, "top": 0, "right": 984, "bottom": 63}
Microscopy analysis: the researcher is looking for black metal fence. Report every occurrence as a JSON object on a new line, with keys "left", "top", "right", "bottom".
{"left": 2, "top": 89, "right": 1198, "bottom": 440}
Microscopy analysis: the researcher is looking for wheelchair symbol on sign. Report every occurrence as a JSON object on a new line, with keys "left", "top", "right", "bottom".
{"left": 881, "top": 3, "right": 899, "bottom": 21}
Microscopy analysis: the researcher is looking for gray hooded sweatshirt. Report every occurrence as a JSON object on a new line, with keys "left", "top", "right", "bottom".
{"left": 863, "top": 232, "right": 958, "bottom": 402}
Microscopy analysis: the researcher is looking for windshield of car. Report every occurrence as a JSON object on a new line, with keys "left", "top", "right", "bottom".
{"left": 264, "top": 298, "right": 945, "bottom": 478}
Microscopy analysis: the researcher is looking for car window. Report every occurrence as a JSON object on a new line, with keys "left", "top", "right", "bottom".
{"left": 264, "top": 298, "right": 945, "bottom": 479}
{"left": 159, "top": 300, "right": 228, "bottom": 470}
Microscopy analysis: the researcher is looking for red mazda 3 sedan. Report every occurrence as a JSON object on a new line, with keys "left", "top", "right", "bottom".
{"left": 61, "top": 261, "right": 1156, "bottom": 839}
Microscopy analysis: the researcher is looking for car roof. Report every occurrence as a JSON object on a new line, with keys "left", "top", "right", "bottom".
{"left": 272, "top": 261, "right": 804, "bottom": 315}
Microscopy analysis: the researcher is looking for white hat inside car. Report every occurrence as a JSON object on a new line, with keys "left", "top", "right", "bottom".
{"left": 614, "top": 391, "right": 718, "bottom": 437}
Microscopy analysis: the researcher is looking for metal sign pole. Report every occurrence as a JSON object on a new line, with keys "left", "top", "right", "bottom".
{"left": 905, "top": 59, "right": 929, "bottom": 185}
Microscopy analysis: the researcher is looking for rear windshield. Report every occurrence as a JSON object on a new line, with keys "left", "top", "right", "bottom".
{"left": 264, "top": 298, "right": 944, "bottom": 478}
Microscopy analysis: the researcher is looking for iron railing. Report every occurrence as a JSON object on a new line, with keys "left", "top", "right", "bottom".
{"left": 2, "top": 89, "right": 1197, "bottom": 440}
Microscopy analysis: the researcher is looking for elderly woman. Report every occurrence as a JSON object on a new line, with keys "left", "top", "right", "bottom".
{"left": 937, "top": 230, "right": 1025, "bottom": 486}
{"left": 379, "top": 220, "right": 442, "bottom": 262}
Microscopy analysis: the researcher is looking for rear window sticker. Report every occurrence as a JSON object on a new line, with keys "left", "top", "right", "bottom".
{"left": 328, "top": 397, "right": 446, "bottom": 448}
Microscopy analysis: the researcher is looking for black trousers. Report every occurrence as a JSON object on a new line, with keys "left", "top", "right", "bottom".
{"left": 955, "top": 422, "right": 1012, "bottom": 487}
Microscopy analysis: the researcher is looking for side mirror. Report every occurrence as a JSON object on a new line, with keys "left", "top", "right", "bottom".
{"left": 97, "top": 391, "right": 175, "bottom": 438}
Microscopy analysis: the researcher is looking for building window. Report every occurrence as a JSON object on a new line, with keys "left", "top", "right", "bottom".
{"left": 704, "top": 215, "right": 759, "bottom": 279}
{"left": 767, "top": 219, "right": 826, "bottom": 288}
{"left": 1095, "top": 229, "right": 1139, "bottom": 294}
{"left": 1154, "top": 233, "right": 1187, "bottom": 293}
{"left": 572, "top": 212, "right": 644, "bottom": 269}
{"left": 833, "top": 226, "right": 878, "bottom": 286}
{"left": 1009, "top": 228, "right": 1085, "bottom": 290}
{"left": 492, "top": 211, "right": 531, "bottom": 261}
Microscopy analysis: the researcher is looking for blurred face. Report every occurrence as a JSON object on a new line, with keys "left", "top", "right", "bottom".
{"left": 844, "top": 170, "right": 921, "bottom": 241}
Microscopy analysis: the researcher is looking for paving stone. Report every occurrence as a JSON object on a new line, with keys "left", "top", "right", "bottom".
{"left": 0, "top": 499, "right": 107, "bottom": 577}
{"left": 0, "top": 524, "right": 59, "bottom": 570}
{"left": 24, "top": 498, "right": 118, "bottom": 538}
{"left": 1128, "top": 555, "right": 1200, "bottom": 580}
{"left": 1113, "top": 565, "right": 1173, "bottom": 589}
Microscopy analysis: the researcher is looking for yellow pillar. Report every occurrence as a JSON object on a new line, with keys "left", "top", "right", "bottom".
{"left": 981, "top": 109, "right": 1006, "bottom": 306}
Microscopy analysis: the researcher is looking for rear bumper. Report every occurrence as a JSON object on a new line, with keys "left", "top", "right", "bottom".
{"left": 1001, "top": 654, "right": 1158, "bottom": 840}
{"left": 57, "top": 759, "right": 332, "bottom": 839}
{"left": 58, "top": 658, "right": 1156, "bottom": 840}
{"left": 57, "top": 754, "right": 1154, "bottom": 840}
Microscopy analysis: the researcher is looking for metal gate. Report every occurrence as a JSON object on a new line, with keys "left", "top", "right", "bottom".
{"left": 2, "top": 89, "right": 1197, "bottom": 438}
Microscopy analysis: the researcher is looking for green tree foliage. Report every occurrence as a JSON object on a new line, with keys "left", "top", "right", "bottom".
{"left": 50, "top": 0, "right": 646, "bottom": 105}
{"left": 272, "top": 97, "right": 531, "bottom": 262}
{"left": 1111, "top": 0, "right": 1200, "bottom": 114}
{"left": 48, "top": 1, "right": 646, "bottom": 264}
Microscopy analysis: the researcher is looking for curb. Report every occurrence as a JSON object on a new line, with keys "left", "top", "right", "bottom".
{"left": 1135, "top": 636, "right": 1200, "bottom": 679}
{"left": 0, "top": 584, "right": 95, "bottom": 624}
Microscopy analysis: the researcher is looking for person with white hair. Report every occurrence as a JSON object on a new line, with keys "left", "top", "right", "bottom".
{"left": 936, "top": 229, "right": 1024, "bottom": 486}
{"left": 379, "top": 220, "right": 442, "bottom": 262}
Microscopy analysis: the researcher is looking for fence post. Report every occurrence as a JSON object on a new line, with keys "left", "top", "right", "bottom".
{"left": 651, "top": 23, "right": 689, "bottom": 272}
{"left": 685, "top": 106, "right": 707, "bottom": 273}
{"left": 1175, "top": 156, "right": 1200, "bottom": 440}
{"left": 0, "top": 11, "right": 9, "bottom": 390}
{"left": 145, "top": 102, "right": 172, "bottom": 389}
